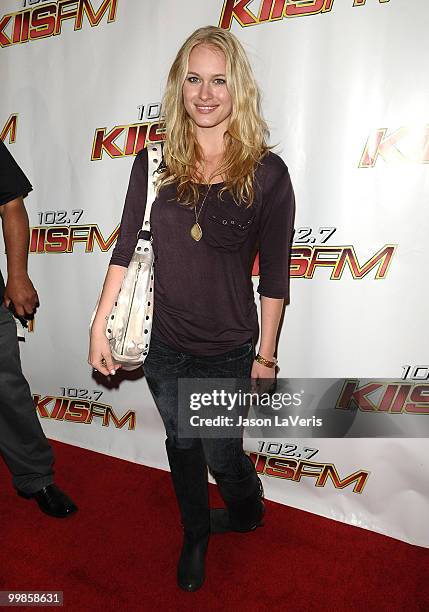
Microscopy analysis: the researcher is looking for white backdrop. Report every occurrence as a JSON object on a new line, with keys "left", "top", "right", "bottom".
{"left": 1, "top": 0, "right": 428, "bottom": 548}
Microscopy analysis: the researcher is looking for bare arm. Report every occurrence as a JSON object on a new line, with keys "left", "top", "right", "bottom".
{"left": 88, "top": 264, "right": 127, "bottom": 376}
{"left": 91, "top": 264, "right": 127, "bottom": 333}
{"left": 0, "top": 197, "right": 38, "bottom": 316}
{"left": 252, "top": 296, "right": 284, "bottom": 379}
{"left": 259, "top": 296, "right": 284, "bottom": 360}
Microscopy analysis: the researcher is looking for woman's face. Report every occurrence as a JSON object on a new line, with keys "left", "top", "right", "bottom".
{"left": 182, "top": 44, "right": 233, "bottom": 134}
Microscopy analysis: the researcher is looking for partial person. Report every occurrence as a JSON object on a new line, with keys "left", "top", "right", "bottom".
{"left": 0, "top": 140, "right": 77, "bottom": 518}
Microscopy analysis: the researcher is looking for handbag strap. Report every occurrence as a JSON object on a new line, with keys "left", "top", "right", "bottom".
{"left": 141, "top": 142, "right": 164, "bottom": 234}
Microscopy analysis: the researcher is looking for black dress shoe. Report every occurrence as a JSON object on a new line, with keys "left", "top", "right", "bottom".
{"left": 177, "top": 532, "right": 209, "bottom": 592}
{"left": 18, "top": 484, "right": 78, "bottom": 518}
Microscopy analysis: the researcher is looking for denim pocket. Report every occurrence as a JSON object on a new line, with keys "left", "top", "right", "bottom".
{"left": 145, "top": 335, "right": 181, "bottom": 369}
{"left": 224, "top": 340, "right": 254, "bottom": 362}
{"left": 201, "top": 339, "right": 254, "bottom": 366}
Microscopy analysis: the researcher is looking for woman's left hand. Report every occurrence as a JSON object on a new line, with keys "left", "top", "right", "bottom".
{"left": 251, "top": 359, "right": 277, "bottom": 395}
{"left": 251, "top": 360, "right": 276, "bottom": 379}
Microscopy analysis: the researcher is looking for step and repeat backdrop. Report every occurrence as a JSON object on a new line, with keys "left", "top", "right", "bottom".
{"left": 1, "top": 0, "right": 428, "bottom": 547}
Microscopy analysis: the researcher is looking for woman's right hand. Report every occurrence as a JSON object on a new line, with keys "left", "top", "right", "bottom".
{"left": 88, "top": 328, "right": 121, "bottom": 377}
{"left": 88, "top": 265, "right": 128, "bottom": 376}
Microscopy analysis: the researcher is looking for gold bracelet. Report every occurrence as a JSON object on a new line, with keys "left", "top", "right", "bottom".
{"left": 255, "top": 353, "right": 277, "bottom": 369}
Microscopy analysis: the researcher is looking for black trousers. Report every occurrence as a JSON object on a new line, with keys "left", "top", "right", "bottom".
{"left": 0, "top": 303, "right": 54, "bottom": 494}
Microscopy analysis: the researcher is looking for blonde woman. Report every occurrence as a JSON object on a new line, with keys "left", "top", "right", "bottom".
{"left": 89, "top": 25, "right": 295, "bottom": 591}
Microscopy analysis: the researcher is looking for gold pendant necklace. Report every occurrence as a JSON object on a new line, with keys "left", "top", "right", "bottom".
{"left": 191, "top": 183, "right": 212, "bottom": 242}
{"left": 190, "top": 222, "right": 203, "bottom": 241}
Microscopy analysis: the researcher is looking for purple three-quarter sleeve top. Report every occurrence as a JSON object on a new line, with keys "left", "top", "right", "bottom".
{"left": 110, "top": 146, "right": 295, "bottom": 356}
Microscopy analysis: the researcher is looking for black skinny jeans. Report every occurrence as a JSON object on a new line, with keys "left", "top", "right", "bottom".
{"left": 143, "top": 333, "right": 255, "bottom": 480}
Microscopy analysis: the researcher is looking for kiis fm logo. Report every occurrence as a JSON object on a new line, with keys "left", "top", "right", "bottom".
{"left": 29, "top": 223, "right": 119, "bottom": 253}
{"left": 0, "top": 0, "right": 118, "bottom": 48}
{"left": 92, "top": 103, "right": 164, "bottom": 160}
{"left": 252, "top": 245, "right": 395, "bottom": 279}
{"left": 248, "top": 451, "right": 369, "bottom": 493}
{"left": 219, "top": 0, "right": 390, "bottom": 30}
{"left": 337, "top": 381, "right": 429, "bottom": 414}
{"left": 360, "top": 126, "right": 429, "bottom": 167}
{"left": 34, "top": 393, "right": 136, "bottom": 429}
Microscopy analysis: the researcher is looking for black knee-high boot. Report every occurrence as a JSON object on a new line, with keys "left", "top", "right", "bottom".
{"left": 165, "top": 439, "right": 210, "bottom": 591}
{"left": 213, "top": 456, "right": 265, "bottom": 533}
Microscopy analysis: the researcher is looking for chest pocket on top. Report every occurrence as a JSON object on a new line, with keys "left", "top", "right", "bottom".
{"left": 203, "top": 199, "right": 257, "bottom": 252}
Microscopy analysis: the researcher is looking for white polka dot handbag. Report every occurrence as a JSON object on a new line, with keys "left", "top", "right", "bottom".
{"left": 92, "top": 143, "right": 163, "bottom": 370}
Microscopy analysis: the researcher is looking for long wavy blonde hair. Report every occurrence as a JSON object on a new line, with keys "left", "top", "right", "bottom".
{"left": 155, "top": 25, "right": 271, "bottom": 208}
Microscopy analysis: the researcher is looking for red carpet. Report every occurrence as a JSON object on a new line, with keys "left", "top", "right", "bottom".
{"left": 1, "top": 440, "right": 427, "bottom": 612}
